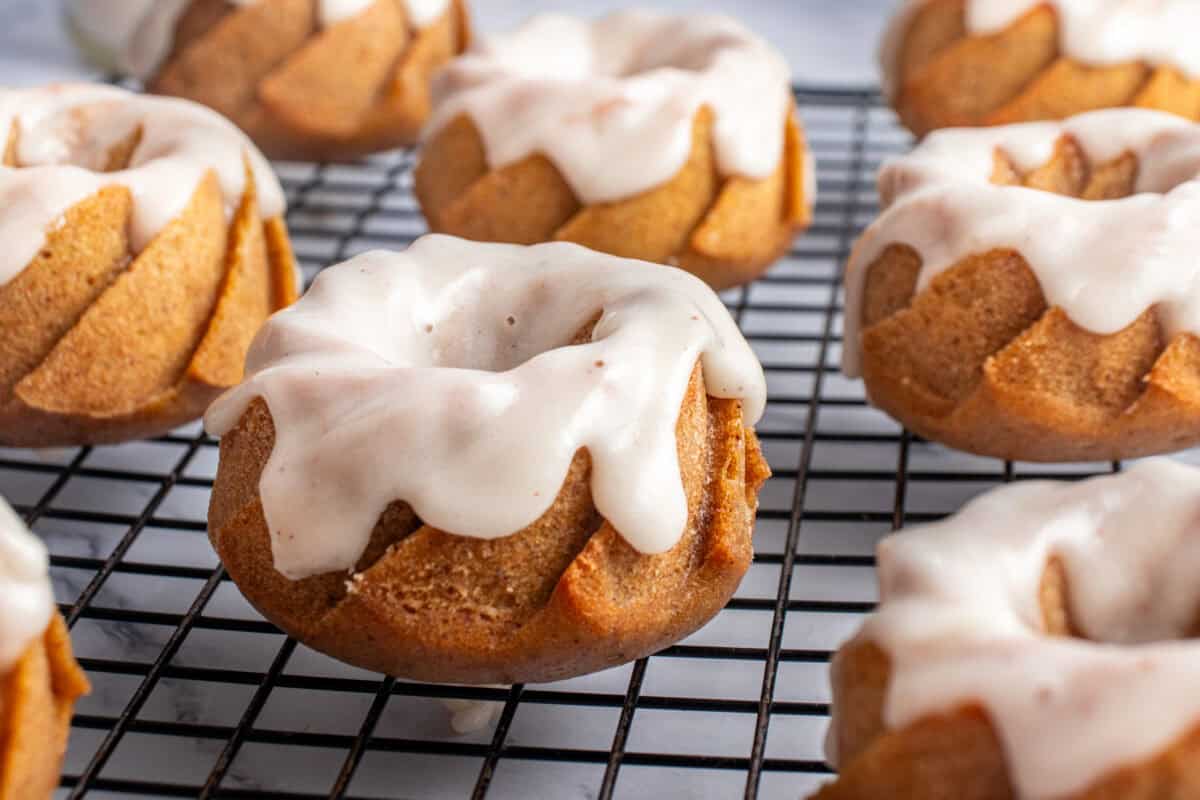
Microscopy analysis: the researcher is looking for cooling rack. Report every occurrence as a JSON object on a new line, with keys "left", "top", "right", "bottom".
{"left": 0, "top": 85, "right": 1148, "bottom": 800}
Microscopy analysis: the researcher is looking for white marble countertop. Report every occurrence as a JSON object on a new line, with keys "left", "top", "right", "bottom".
{"left": 1, "top": 0, "right": 895, "bottom": 87}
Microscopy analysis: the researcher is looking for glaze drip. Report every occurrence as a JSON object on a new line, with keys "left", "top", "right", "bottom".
{"left": 205, "top": 236, "right": 766, "bottom": 580}
{"left": 0, "top": 497, "right": 54, "bottom": 673}
{"left": 0, "top": 84, "right": 284, "bottom": 288}
{"left": 833, "top": 459, "right": 1200, "bottom": 798}
{"left": 424, "top": 10, "right": 792, "bottom": 204}
{"left": 842, "top": 108, "right": 1200, "bottom": 376}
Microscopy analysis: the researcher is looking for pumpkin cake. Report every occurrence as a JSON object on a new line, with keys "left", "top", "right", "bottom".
{"left": 0, "top": 497, "right": 90, "bottom": 800}
{"left": 0, "top": 84, "right": 297, "bottom": 448}
{"left": 68, "top": 0, "right": 472, "bottom": 161}
{"left": 881, "top": 0, "right": 1200, "bottom": 136}
{"left": 205, "top": 235, "right": 771, "bottom": 684}
{"left": 816, "top": 460, "right": 1200, "bottom": 799}
{"left": 414, "top": 10, "right": 814, "bottom": 290}
{"left": 843, "top": 108, "right": 1200, "bottom": 462}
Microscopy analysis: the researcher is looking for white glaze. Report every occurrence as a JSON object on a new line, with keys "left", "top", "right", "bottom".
{"left": 399, "top": 0, "right": 450, "bottom": 28}
{"left": 0, "top": 497, "right": 55, "bottom": 674}
{"left": 424, "top": 10, "right": 793, "bottom": 204}
{"left": 69, "top": 0, "right": 451, "bottom": 79}
{"left": 829, "top": 459, "right": 1200, "bottom": 798}
{"left": 0, "top": 84, "right": 285, "bottom": 288}
{"left": 841, "top": 108, "right": 1200, "bottom": 376}
{"left": 205, "top": 235, "right": 766, "bottom": 580}
{"left": 314, "top": 0, "right": 375, "bottom": 25}
{"left": 237, "top": 0, "right": 449, "bottom": 26}
{"left": 880, "top": 0, "right": 1200, "bottom": 99}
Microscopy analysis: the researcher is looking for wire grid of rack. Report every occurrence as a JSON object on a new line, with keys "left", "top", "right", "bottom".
{"left": 0, "top": 85, "right": 1153, "bottom": 800}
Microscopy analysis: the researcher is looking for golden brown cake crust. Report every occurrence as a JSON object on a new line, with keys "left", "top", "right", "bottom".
{"left": 208, "top": 363, "right": 770, "bottom": 684}
{"left": 0, "top": 615, "right": 90, "bottom": 800}
{"left": 890, "top": 0, "right": 1200, "bottom": 136}
{"left": 414, "top": 107, "right": 813, "bottom": 291}
{"left": 0, "top": 158, "right": 299, "bottom": 448}
{"left": 855, "top": 136, "right": 1200, "bottom": 462}
{"left": 814, "top": 559, "right": 1200, "bottom": 799}
{"left": 151, "top": 0, "right": 472, "bottom": 161}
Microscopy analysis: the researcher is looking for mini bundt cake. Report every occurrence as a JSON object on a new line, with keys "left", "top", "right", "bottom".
{"left": 0, "top": 497, "right": 90, "bottom": 800}
{"left": 414, "top": 11, "right": 814, "bottom": 291}
{"left": 816, "top": 460, "right": 1200, "bottom": 799}
{"left": 205, "top": 235, "right": 770, "bottom": 684}
{"left": 0, "top": 84, "right": 297, "bottom": 448}
{"left": 68, "top": 0, "right": 471, "bottom": 161}
{"left": 843, "top": 108, "right": 1200, "bottom": 462}
{"left": 882, "top": 0, "right": 1200, "bottom": 136}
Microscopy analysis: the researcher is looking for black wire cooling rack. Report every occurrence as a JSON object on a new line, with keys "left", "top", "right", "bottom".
{"left": 0, "top": 85, "right": 1149, "bottom": 800}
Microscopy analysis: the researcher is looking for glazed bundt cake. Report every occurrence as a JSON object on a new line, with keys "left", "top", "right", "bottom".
{"left": 843, "top": 108, "right": 1200, "bottom": 462}
{"left": 882, "top": 0, "right": 1200, "bottom": 136}
{"left": 414, "top": 10, "right": 814, "bottom": 290}
{"left": 0, "top": 498, "right": 90, "bottom": 800}
{"left": 816, "top": 460, "right": 1200, "bottom": 799}
{"left": 0, "top": 84, "right": 297, "bottom": 448}
{"left": 205, "top": 235, "right": 771, "bottom": 684}
{"left": 69, "top": 0, "right": 471, "bottom": 161}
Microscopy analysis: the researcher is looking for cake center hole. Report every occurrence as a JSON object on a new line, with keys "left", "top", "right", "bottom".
{"left": 10, "top": 104, "right": 143, "bottom": 173}
{"left": 418, "top": 308, "right": 600, "bottom": 373}
{"left": 989, "top": 136, "right": 1145, "bottom": 202}
{"left": 614, "top": 31, "right": 741, "bottom": 78}
{"left": 1039, "top": 555, "right": 1200, "bottom": 645}
{"left": 409, "top": 267, "right": 606, "bottom": 373}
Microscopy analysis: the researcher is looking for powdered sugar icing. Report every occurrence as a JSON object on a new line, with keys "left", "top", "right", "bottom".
{"left": 880, "top": 0, "right": 1200, "bottom": 99}
{"left": 205, "top": 235, "right": 766, "bottom": 580}
{"left": 0, "top": 497, "right": 55, "bottom": 673}
{"left": 0, "top": 84, "right": 284, "bottom": 288}
{"left": 424, "top": 10, "right": 793, "bottom": 204}
{"left": 842, "top": 109, "right": 1200, "bottom": 376}
{"left": 829, "top": 459, "right": 1200, "bottom": 798}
